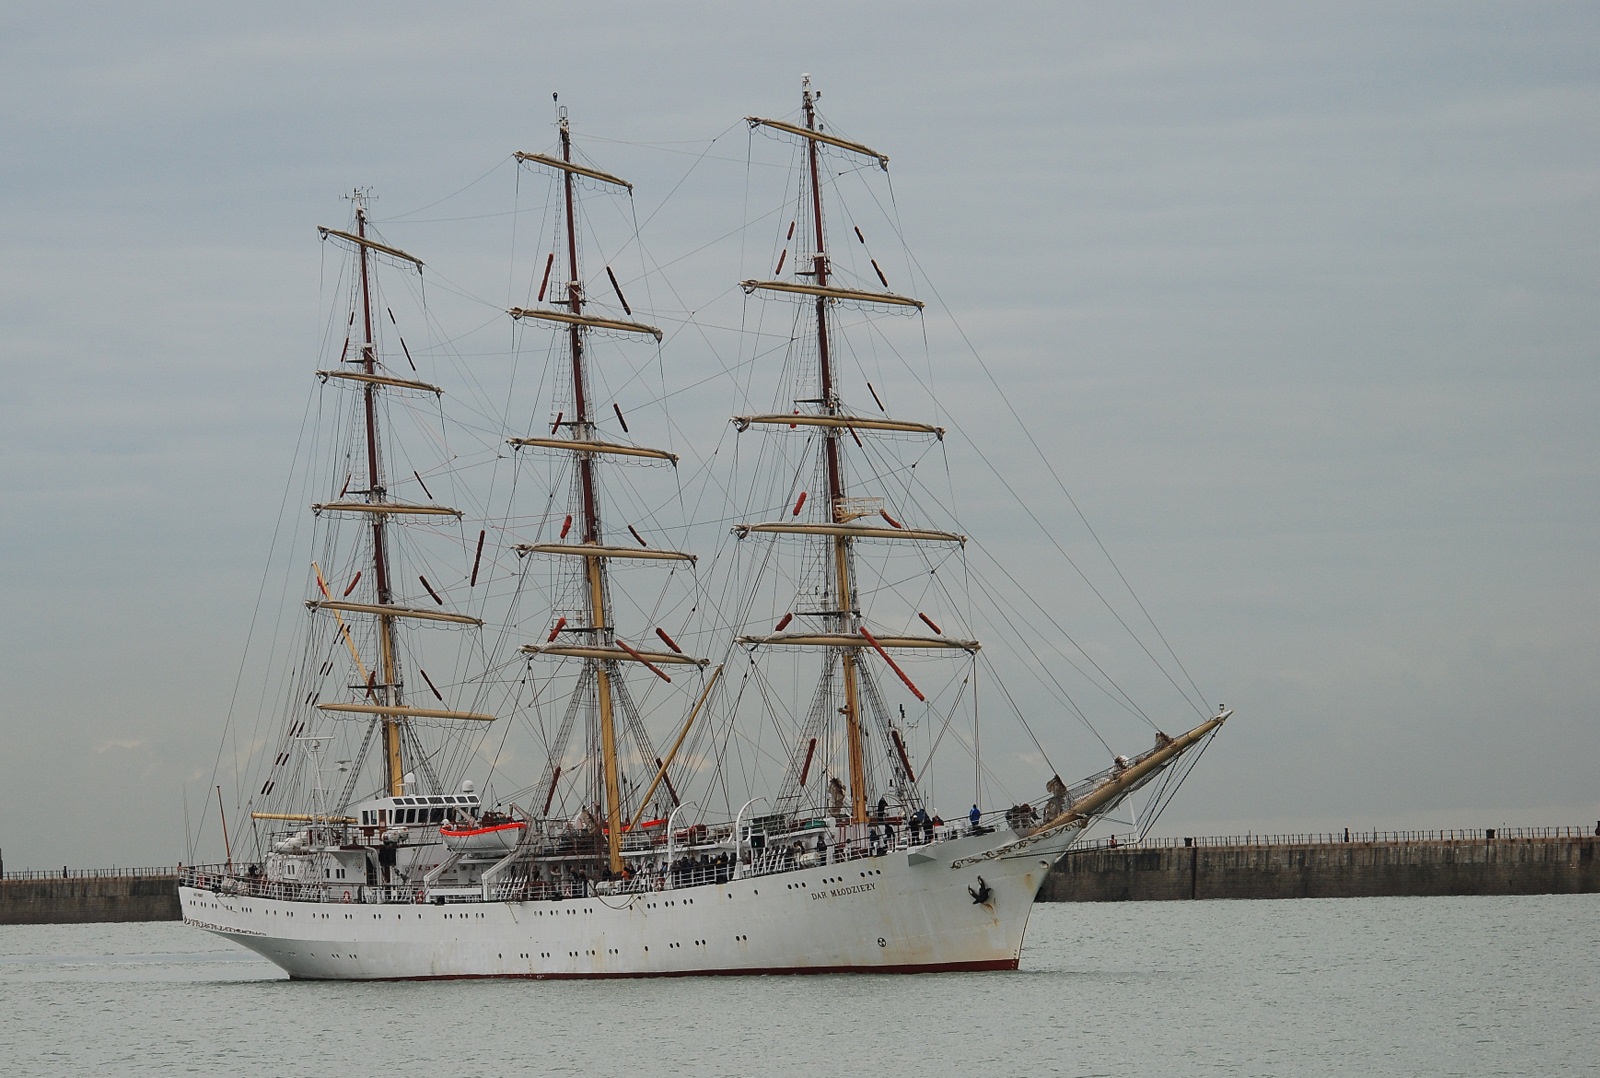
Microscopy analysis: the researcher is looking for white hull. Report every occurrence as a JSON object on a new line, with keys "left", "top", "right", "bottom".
{"left": 181, "top": 828, "right": 1079, "bottom": 980}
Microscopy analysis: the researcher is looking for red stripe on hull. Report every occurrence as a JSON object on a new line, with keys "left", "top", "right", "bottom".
{"left": 288, "top": 957, "right": 1019, "bottom": 982}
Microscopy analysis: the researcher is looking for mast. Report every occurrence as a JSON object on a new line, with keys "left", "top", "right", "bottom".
{"left": 801, "top": 77, "right": 869, "bottom": 825}
{"left": 287, "top": 209, "right": 484, "bottom": 825}
{"left": 740, "top": 86, "right": 958, "bottom": 826}
{"left": 355, "top": 200, "right": 406, "bottom": 798}
{"left": 509, "top": 116, "right": 707, "bottom": 877}
{"left": 560, "top": 112, "right": 624, "bottom": 875}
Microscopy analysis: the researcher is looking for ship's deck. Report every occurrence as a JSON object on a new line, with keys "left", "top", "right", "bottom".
{"left": 182, "top": 821, "right": 995, "bottom": 907}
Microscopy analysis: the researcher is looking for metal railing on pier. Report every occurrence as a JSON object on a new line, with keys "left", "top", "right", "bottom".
{"left": 3, "top": 865, "right": 180, "bottom": 881}
{"left": 1070, "top": 825, "right": 1598, "bottom": 852}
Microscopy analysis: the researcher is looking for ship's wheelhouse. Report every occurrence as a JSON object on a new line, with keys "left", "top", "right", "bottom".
{"left": 354, "top": 792, "right": 481, "bottom": 829}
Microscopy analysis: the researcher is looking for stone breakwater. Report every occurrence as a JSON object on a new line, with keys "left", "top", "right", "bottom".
{"left": 1, "top": 871, "right": 180, "bottom": 925}
{"left": 1038, "top": 830, "right": 1600, "bottom": 902}
{"left": 5, "top": 831, "right": 1596, "bottom": 922}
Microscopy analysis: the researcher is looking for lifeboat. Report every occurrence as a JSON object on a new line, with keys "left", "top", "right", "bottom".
{"left": 439, "top": 816, "right": 527, "bottom": 855}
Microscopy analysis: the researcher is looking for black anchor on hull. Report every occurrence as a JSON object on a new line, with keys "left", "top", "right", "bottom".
{"left": 968, "top": 876, "right": 991, "bottom": 905}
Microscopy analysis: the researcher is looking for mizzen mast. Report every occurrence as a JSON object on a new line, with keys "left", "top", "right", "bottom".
{"left": 355, "top": 200, "right": 406, "bottom": 797}
{"left": 309, "top": 198, "right": 486, "bottom": 803}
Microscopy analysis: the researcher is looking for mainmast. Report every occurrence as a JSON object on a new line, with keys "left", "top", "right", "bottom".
{"left": 560, "top": 113, "right": 626, "bottom": 875}
{"left": 510, "top": 113, "right": 707, "bottom": 875}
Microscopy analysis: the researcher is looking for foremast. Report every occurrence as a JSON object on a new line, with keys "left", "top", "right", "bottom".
{"left": 800, "top": 81, "right": 872, "bottom": 825}
{"left": 510, "top": 113, "right": 706, "bottom": 875}
{"left": 740, "top": 78, "right": 964, "bottom": 827}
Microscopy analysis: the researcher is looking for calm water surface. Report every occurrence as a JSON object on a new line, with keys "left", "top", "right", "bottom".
{"left": 2, "top": 895, "right": 1595, "bottom": 1076}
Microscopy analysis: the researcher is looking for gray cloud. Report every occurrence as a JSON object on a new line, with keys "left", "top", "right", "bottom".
{"left": 2, "top": 3, "right": 1595, "bottom": 867}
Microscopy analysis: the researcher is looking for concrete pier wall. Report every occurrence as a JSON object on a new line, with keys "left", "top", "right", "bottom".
{"left": 0, "top": 874, "right": 180, "bottom": 925}
{"left": 1039, "top": 835, "right": 1600, "bottom": 902}
{"left": 4, "top": 834, "right": 1596, "bottom": 921}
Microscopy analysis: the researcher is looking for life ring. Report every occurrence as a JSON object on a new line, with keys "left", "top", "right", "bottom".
{"left": 342, "top": 890, "right": 351, "bottom": 903}
{"left": 415, "top": 890, "right": 425, "bottom": 904}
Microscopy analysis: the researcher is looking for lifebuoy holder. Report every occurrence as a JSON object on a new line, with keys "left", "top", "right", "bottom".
{"left": 342, "top": 890, "right": 351, "bottom": 903}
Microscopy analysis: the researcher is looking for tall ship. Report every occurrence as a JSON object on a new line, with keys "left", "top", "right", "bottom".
{"left": 180, "top": 81, "right": 1230, "bottom": 979}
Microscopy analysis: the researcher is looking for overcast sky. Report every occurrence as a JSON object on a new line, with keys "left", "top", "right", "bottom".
{"left": 2, "top": 3, "right": 1595, "bottom": 869}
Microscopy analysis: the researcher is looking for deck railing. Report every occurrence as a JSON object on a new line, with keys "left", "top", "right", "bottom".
{"left": 180, "top": 865, "right": 423, "bottom": 905}
{"left": 172, "top": 825, "right": 1598, "bottom": 905}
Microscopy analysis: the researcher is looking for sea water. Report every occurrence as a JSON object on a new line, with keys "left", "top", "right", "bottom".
{"left": 2, "top": 894, "right": 1595, "bottom": 1077}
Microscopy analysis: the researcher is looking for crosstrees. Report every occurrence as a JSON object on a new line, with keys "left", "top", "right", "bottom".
{"left": 734, "top": 413, "right": 943, "bottom": 438}
{"left": 745, "top": 115, "right": 889, "bottom": 169}
{"left": 739, "top": 279, "right": 922, "bottom": 308}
